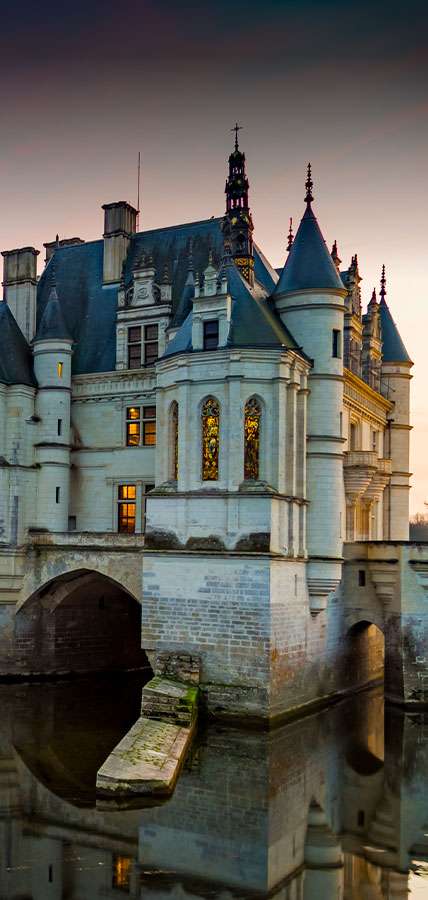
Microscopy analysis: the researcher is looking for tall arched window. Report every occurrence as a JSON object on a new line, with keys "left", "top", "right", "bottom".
{"left": 202, "top": 397, "right": 220, "bottom": 481}
{"left": 169, "top": 401, "right": 179, "bottom": 480}
{"left": 244, "top": 397, "right": 261, "bottom": 480}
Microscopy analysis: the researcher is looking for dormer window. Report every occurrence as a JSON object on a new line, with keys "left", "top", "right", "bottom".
{"left": 203, "top": 320, "right": 219, "bottom": 351}
{"left": 144, "top": 323, "right": 159, "bottom": 365}
{"left": 128, "top": 326, "right": 142, "bottom": 369}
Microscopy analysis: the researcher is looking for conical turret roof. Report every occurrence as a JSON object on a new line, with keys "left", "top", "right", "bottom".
{"left": 34, "top": 281, "right": 72, "bottom": 342}
{"left": 378, "top": 266, "right": 411, "bottom": 363}
{"left": 379, "top": 300, "right": 411, "bottom": 363}
{"left": 275, "top": 204, "right": 344, "bottom": 296}
{"left": 0, "top": 301, "right": 36, "bottom": 386}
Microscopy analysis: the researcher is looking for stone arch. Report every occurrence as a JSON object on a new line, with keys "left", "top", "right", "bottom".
{"left": 14, "top": 569, "right": 152, "bottom": 677}
{"left": 342, "top": 620, "right": 385, "bottom": 693}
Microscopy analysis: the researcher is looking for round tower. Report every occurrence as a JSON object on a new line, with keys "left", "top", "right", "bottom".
{"left": 303, "top": 800, "right": 344, "bottom": 900}
{"left": 378, "top": 266, "right": 413, "bottom": 541}
{"left": 33, "top": 273, "right": 73, "bottom": 532}
{"left": 274, "top": 166, "right": 347, "bottom": 612}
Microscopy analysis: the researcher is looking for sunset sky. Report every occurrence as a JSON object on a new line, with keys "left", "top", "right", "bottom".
{"left": 0, "top": 0, "right": 427, "bottom": 512}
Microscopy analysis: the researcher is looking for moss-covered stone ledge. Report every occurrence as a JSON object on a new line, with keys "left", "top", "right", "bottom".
{"left": 96, "top": 675, "right": 199, "bottom": 799}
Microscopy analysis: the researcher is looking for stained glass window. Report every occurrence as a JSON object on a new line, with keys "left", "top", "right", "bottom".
{"left": 170, "top": 402, "right": 179, "bottom": 480}
{"left": 244, "top": 398, "right": 261, "bottom": 480}
{"left": 202, "top": 397, "right": 220, "bottom": 481}
{"left": 112, "top": 854, "right": 132, "bottom": 889}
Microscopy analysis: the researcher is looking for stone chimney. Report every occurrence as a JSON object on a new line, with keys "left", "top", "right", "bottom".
{"left": 102, "top": 201, "right": 138, "bottom": 284}
{"left": 1, "top": 246, "right": 39, "bottom": 341}
{"left": 43, "top": 237, "right": 84, "bottom": 266}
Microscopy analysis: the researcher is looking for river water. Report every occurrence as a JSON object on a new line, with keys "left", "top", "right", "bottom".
{"left": 0, "top": 675, "right": 427, "bottom": 899}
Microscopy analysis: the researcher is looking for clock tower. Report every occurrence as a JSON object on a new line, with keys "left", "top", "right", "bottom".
{"left": 223, "top": 124, "right": 255, "bottom": 286}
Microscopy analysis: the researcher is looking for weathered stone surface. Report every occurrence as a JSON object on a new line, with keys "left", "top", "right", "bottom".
{"left": 142, "top": 676, "right": 199, "bottom": 726}
{"left": 154, "top": 651, "right": 201, "bottom": 685}
{"left": 96, "top": 716, "right": 193, "bottom": 797}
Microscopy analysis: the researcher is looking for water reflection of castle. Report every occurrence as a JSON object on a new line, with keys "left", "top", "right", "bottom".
{"left": 0, "top": 681, "right": 426, "bottom": 899}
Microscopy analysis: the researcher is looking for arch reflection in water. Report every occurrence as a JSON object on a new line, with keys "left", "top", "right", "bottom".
{"left": 0, "top": 683, "right": 427, "bottom": 898}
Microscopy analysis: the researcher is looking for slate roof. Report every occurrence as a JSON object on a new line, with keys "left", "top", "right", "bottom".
{"left": 379, "top": 299, "right": 412, "bottom": 363}
{"left": 36, "top": 217, "right": 279, "bottom": 376}
{"left": 0, "top": 301, "right": 37, "bottom": 387}
{"left": 274, "top": 204, "right": 344, "bottom": 295}
{"left": 163, "top": 258, "right": 304, "bottom": 360}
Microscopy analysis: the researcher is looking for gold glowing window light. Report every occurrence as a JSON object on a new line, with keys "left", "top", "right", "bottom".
{"left": 57, "top": 361, "right": 63, "bottom": 378}
{"left": 202, "top": 397, "right": 220, "bottom": 481}
{"left": 244, "top": 397, "right": 261, "bottom": 480}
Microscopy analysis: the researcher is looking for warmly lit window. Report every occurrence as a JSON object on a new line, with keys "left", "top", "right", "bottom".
{"left": 112, "top": 854, "right": 132, "bottom": 890}
{"left": 57, "top": 361, "right": 63, "bottom": 378}
{"left": 128, "top": 326, "right": 142, "bottom": 369}
{"left": 202, "top": 397, "right": 220, "bottom": 481}
{"left": 125, "top": 407, "right": 156, "bottom": 446}
{"left": 170, "top": 401, "right": 179, "bottom": 480}
{"left": 244, "top": 397, "right": 261, "bottom": 480}
{"left": 203, "top": 320, "right": 219, "bottom": 350}
{"left": 142, "top": 483, "right": 155, "bottom": 531}
{"left": 142, "top": 406, "right": 156, "bottom": 446}
{"left": 332, "top": 329, "right": 341, "bottom": 358}
{"left": 126, "top": 407, "right": 140, "bottom": 446}
{"left": 118, "top": 485, "right": 136, "bottom": 534}
{"left": 144, "top": 323, "right": 159, "bottom": 365}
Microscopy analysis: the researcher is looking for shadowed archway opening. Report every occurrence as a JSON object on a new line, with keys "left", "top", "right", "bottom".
{"left": 343, "top": 621, "right": 385, "bottom": 693}
{"left": 14, "top": 569, "right": 152, "bottom": 677}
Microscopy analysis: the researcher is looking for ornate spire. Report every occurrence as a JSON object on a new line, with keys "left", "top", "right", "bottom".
{"left": 331, "top": 240, "right": 341, "bottom": 269}
{"left": 380, "top": 264, "right": 387, "bottom": 304}
{"left": 369, "top": 287, "right": 377, "bottom": 307}
{"left": 305, "top": 163, "right": 314, "bottom": 205}
{"left": 287, "top": 218, "right": 294, "bottom": 252}
{"left": 231, "top": 121, "right": 242, "bottom": 152}
{"left": 222, "top": 127, "right": 254, "bottom": 285}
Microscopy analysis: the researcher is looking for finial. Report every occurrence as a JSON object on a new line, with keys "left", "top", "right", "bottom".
{"left": 163, "top": 260, "right": 170, "bottom": 283}
{"left": 369, "top": 287, "right": 377, "bottom": 306}
{"left": 208, "top": 247, "right": 213, "bottom": 266}
{"left": 305, "top": 163, "right": 314, "bottom": 205}
{"left": 331, "top": 240, "right": 341, "bottom": 268}
{"left": 231, "top": 122, "right": 242, "bottom": 152}
{"left": 380, "top": 264, "right": 386, "bottom": 304}
{"left": 287, "top": 217, "right": 294, "bottom": 252}
{"left": 187, "top": 237, "right": 194, "bottom": 272}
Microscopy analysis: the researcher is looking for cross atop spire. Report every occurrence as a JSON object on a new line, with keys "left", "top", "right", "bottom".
{"left": 231, "top": 122, "right": 243, "bottom": 151}
{"left": 380, "top": 264, "right": 387, "bottom": 304}
{"left": 305, "top": 163, "right": 314, "bottom": 205}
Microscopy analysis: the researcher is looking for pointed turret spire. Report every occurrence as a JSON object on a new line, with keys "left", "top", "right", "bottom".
{"left": 305, "top": 162, "right": 314, "bottom": 205}
{"left": 222, "top": 126, "right": 254, "bottom": 285}
{"left": 380, "top": 264, "right": 387, "bottom": 304}
{"left": 287, "top": 218, "right": 294, "bottom": 252}
{"left": 274, "top": 165, "right": 344, "bottom": 296}
{"left": 369, "top": 287, "right": 377, "bottom": 307}
{"left": 34, "top": 265, "right": 72, "bottom": 342}
{"left": 331, "top": 240, "right": 341, "bottom": 269}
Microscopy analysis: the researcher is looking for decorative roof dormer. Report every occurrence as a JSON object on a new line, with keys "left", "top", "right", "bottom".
{"left": 222, "top": 124, "right": 255, "bottom": 287}
{"left": 342, "top": 253, "right": 363, "bottom": 377}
